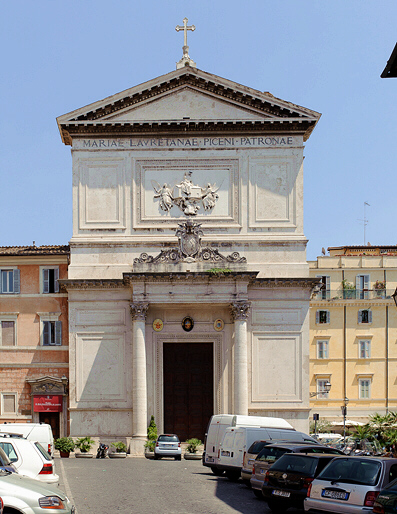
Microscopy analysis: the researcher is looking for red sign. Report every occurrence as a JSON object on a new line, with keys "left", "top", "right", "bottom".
{"left": 33, "top": 395, "right": 62, "bottom": 412}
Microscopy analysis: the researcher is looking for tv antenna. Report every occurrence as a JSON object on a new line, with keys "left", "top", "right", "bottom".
{"left": 358, "top": 202, "right": 370, "bottom": 245}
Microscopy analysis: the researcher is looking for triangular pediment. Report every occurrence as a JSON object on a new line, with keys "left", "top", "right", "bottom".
{"left": 57, "top": 67, "right": 320, "bottom": 144}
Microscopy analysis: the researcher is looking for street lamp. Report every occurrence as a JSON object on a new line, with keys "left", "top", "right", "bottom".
{"left": 341, "top": 397, "right": 349, "bottom": 443}
{"left": 310, "top": 381, "right": 331, "bottom": 398}
{"left": 392, "top": 287, "right": 397, "bottom": 308}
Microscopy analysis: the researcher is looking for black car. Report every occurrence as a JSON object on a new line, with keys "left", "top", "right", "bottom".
{"left": 371, "top": 476, "right": 397, "bottom": 513}
{"left": 261, "top": 452, "right": 337, "bottom": 512}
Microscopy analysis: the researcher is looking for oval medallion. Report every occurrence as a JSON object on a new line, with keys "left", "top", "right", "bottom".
{"left": 182, "top": 316, "right": 194, "bottom": 332}
{"left": 153, "top": 319, "right": 164, "bottom": 332}
{"left": 214, "top": 319, "right": 224, "bottom": 331}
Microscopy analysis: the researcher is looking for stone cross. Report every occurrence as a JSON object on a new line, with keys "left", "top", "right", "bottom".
{"left": 175, "top": 17, "right": 196, "bottom": 69}
{"left": 175, "top": 17, "right": 195, "bottom": 48}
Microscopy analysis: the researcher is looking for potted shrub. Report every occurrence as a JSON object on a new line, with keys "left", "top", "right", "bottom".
{"left": 109, "top": 441, "right": 127, "bottom": 458}
{"left": 145, "top": 415, "right": 157, "bottom": 459}
{"left": 54, "top": 437, "right": 75, "bottom": 458}
{"left": 342, "top": 279, "right": 356, "bottom": 299}
{"left": 75, "top": 436, "right": 95, "bottom": 458}
{"left": 184, "top": 438, "right": 203, "bottom": 460}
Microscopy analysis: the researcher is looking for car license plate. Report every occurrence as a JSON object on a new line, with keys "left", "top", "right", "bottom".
{"left": 206, "top": 456, "right": 214, "bottom": 463}
{"left": 272, "top": 490, "right": 290, "bottom": 498}
{"left": 221, "top": 451, "right": 230, "bottom": 457}
{"left": 248, "top": 459, "right": 255, "bottom": 465}
{"left": 322, "top": 489, "right": 349, "bottom": 500}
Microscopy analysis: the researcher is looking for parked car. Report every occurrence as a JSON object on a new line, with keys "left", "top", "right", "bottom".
{"left": 0, "top": 446, "right": 17, "bottom": 474}
{"left": 0, "top": 434, "right": 59, "bottom": 484}
{"left": 0, "top": 495, "right": 3, "bottom": 514}
{"left": 0, "top": 423, "right": 54, "bottom": 456}
{"left": 373, "top": 477, "right": 397, "bottom": 513}
{"left": 203, "top": 414, "right": 295, "bottom": 475}
{"left": 304, "top": 456, "right": 397, "bottom": 512}
{"left": 0, "top": 468, "right": 74, "bottom": 513}
{"left": 242, "top": 438, "right": 322, "bottom": 485}
{"left": 251, "top": 443, "right": 344, "bottom": 499}
{"left": 154, "top": 434, "right": 181, "bottom": 460}
{"left": 262, "top": 453, "right": 338, "bottom": 512}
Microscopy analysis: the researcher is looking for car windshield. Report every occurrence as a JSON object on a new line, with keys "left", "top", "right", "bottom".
{"left": 0, "top": 447, "right": 11, "bottom": 466}
{"left": 318, "top": 458, "right": 381, "bottom": 485}
{"left": 158, "top": 435, "right": 179, "bottom": 442}
{"left": 248, "top": 441, "right": 268, "bottom": 454}
{"left": 271, "top": 454, "right": 318, "bottom": 475}
{"left": 257, "top": 447, "right": 289, "bottom": 462}
{"left": 34, "top": 442, "right": 51, "bottom": 461}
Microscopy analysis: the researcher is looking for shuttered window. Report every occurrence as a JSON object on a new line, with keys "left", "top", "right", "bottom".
{"left": 358, "top": 309, "right": 372, "bottom": 324}
{"left": 1, "top": 321, "right": 15, "bottom": 346}
{"left": 43, "top": 268, "right": 59, "bottom": 293}
{"left": 316, "top": 310, "right": 330, "bottom": 324}
{"left": 43, "top": 321, "right": 62, "bottom": 346}
{"left": 0, "top": 270, "right": 20, "bottom": 294}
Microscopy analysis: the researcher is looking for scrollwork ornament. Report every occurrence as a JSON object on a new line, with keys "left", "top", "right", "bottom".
{"left": 130, "top": 302, "right": 149, "bottom": 321}
{"left": 230, "top": 301, "right": 251, "bottom": 321}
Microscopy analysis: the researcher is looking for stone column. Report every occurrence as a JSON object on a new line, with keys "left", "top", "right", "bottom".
{"left": 230, "top": 301, "right": 251, "bottom": 415}
{"left": 130, "top": 302, "right": 149, "bottom": 455}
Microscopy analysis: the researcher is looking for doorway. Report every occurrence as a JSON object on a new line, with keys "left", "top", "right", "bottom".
{"left": 39, "top": 412, "right": 60, "bottom": 440}
{"left": 163, "top": 343, "right": 213, "bottom": 442}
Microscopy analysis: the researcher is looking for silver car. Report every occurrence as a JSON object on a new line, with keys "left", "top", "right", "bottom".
{"left": 154, "top": 434, "right": 182, "bottom": 460}
{"left": 304, "top": 456, "right": 397, "bottom": 513}
{"left": 0, "top": 469, "right": 74, "bottom": 513}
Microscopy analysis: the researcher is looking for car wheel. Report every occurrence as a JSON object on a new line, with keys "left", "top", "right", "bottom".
{"left": 225, "top": 470, "right": 240, "bottom": 481}
{"left": 267, "top": 499, "right": 288, "bottom": 512}
{"left": 211, "top": 467, "right": 224, "bottom": 476}
{"left": 253, "top": 489, "right": 263, "bottom": 499}
{"left": 154, "top": 454, "right": 159, "bottom": 460}
{"left": 175, "top": 455, "right": 181, "bottom": 461}
{"left": 242, "top": 479, "right": 251, "bottom": 488}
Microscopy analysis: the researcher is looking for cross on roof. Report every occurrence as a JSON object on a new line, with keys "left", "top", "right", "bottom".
{"left": 175, "top": 17, "right": 196, "bottom": 69}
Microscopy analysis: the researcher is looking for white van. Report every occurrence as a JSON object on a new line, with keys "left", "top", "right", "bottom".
{"left": 203, "top": 414, "right": 295, "bottom": 474}
{"left": 217, "top": 426, "right": 317, "bottom": 480}
{"left": 0, "top": 423, "right": 54, "bottom": 456}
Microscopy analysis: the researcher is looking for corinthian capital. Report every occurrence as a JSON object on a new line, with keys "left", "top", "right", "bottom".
{"left": 230, "top": 301, "right": 251, "bottom": 321}
{"left": 130, "top": 302, "right": 149, "bottom": 321}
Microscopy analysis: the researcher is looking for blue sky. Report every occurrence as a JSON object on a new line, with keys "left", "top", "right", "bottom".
{"left": 1, "top": 0, "right": 396, "bottom": 260}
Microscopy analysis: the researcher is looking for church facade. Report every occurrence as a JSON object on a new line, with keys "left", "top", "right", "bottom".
{"left": 57, "top": 63, "right": 320, "bottom": 454}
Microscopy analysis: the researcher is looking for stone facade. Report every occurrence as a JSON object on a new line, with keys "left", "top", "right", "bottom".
{"left": 0, "top": 246, "right": 69, "bottom": 438}
{"left": 58, "top": 66, "right": 320, "bottom": 453}
{"left": 309, "top": 245, "right": 397, "bottom": 425}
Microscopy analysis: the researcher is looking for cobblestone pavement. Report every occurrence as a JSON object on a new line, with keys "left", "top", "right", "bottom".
{"left": 56, "top": 455, "right": 305, "bottom": 513}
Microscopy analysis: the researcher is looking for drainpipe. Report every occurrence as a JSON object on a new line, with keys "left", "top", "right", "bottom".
{"left": 343, "top": 306, "right": 347, "bottom": 401}
{"left": 386, "top": 305, "right": 389, "bottom": 414}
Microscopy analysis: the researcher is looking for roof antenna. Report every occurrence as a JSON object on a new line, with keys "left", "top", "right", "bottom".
{"left": 358, "top": 202, "right": 370, "bottom": 245}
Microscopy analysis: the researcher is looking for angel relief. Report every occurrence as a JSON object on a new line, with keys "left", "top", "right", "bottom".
{"left": 151, "top": 171, "right": 221, "bottom": 216}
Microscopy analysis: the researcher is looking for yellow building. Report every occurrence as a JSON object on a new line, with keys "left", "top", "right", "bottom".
{"left": 309, "top": 245, "right": 397, "bottom": 426}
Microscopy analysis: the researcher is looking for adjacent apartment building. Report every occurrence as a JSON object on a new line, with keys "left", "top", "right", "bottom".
{"left": 309, "top": 245, "right": 397, "bottom": 424}
{"left": 0, "top": 245, "right": 69, "bottom": 439}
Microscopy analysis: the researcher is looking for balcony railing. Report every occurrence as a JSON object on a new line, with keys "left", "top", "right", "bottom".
{"left": 313, "top": 289, "right": 393, "bottom": 301}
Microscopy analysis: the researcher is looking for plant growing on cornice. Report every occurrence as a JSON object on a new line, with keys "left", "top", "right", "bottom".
{"left": 342, "top": 279, "right": 355, "bottom": 290}
{"left": 207, "top": 267, "right": 232, "bottom": 276}
{"left": 374, "top": 280, "right": 386, "bottom": 290}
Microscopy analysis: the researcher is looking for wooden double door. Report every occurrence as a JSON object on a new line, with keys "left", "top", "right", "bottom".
{"left": 163, "top": 343, "right": 213, "bottom": 442}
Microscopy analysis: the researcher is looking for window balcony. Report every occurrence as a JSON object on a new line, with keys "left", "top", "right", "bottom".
{"left": 313, "top": 289, "right": 392, "bottom": 301}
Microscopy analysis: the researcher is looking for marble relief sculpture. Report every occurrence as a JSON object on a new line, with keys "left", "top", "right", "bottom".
{"left": 151, "top": 171, "right": 221, "bottom": 216}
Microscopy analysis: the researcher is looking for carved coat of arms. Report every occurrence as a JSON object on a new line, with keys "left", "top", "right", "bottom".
{"left": 151, "top": 171, "right": 221, "bottom": 216}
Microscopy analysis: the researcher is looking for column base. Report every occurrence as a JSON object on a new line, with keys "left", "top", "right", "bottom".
{"left": 129, "top": 436, "right": 147, "bottom": 456}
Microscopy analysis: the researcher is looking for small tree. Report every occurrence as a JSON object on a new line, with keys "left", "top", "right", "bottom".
{"left": 145, "top": 415, "right": 157, "bottom": 452}
{"left": 75, "top": 436, "right": 95, "bottom": 453}
{"left": 185, "top": 438, "right": 202, "bottom": 453}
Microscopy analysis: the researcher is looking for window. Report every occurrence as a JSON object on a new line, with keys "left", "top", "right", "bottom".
{"left": 359, "top": 379, "right": 371, "bottom": 399}
{"left": 359, "top": 340, "right": 371, "bottom": 359}
{"left": 1, "top": 393, "right": 16, "bottom": 415}
{"left": 356, "top": 274, "right": 370, "bottom": 299}
{"left": 0, "top": 314, "right": 18, "bottom": 346}
{"left": 41, "top": 267, "right": 59, "bottom": 294}
{"left": 316, "top": 275, "right": 330, "bottom": 300}
{"left": 0, "top": 442, "right": 18, "bottom": 461}
{"left": 358, "top": 309, "right": 372, "bottom": 324}
{"left": 316, "top": 379, "right": 330, "bottom": 399}
{"left": 317, "top": 340, "right": 329, "bottom": 359}
{"left": 38, "top": 312, "right": 62, "bottom": 346}
{"left": 43, "top": 321, "right": 62, "bottom": 346}
{"left": 0, "top": 269, "right": 20, "bottom": 294}
{"left": 316, "top": 310, "right": 330, "bottom": 324}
